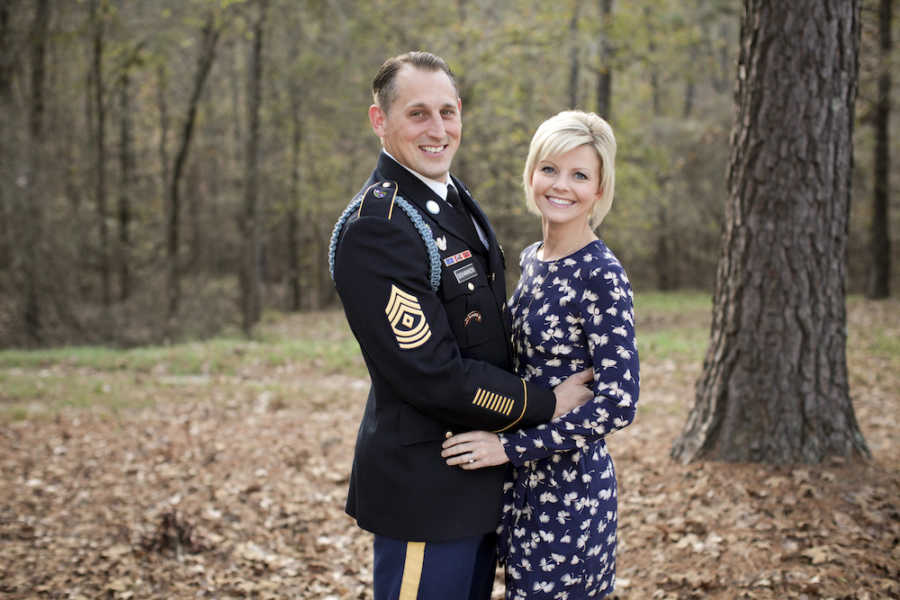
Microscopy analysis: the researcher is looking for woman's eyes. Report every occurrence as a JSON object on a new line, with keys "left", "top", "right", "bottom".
{"left": 540, "top": 165, "right": 589, "bottom": 180}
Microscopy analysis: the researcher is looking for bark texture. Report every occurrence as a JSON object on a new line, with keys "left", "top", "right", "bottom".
{"left": 672, "top": 0, "right": 870, "bottom": 464}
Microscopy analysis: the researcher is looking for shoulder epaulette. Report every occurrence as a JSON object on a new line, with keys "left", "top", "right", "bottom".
{"left": 329, "top": 181, "right": 441, "bottom": 291}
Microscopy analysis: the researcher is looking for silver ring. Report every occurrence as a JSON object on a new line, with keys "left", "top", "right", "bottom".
{"left": 468, "top": 456, "right": 475, "bottom": 464}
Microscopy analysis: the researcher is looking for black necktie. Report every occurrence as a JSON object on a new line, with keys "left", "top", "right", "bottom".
{"left": 447, "top": 184, "right": 481, "bottom": 248}
{"left": 446, "top": 183, "right": 461, "bottom": 209}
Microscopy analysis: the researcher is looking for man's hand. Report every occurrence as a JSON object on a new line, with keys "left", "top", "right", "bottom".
{"left": 441, "top": 431, "right": 508, "bottom": 470}
{"left": 552, "top": 368, "right": 593, "bottom": 419}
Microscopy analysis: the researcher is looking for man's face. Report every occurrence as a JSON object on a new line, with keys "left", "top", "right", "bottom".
{"left": 369, "top": 66, "right": 462, "bottom": 181}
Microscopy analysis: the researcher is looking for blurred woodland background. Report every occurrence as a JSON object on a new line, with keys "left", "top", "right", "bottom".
{"left": 2, "top": 3, "right": 898, "bottom": 596}
{"left": 0, "top": 0, "right": 896, "bottom": 347}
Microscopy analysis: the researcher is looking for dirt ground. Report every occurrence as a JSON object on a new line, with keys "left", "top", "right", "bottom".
{"left": 1, "top": 301, "right": 898, "bottom": 599}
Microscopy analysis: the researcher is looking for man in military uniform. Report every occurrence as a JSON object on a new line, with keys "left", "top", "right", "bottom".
{"left": 330, "top": 51, "right": 591, "bottom": 600}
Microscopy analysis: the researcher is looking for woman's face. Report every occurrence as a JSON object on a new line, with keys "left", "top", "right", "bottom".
{"left": 530, "top": 144, "right": 602, "bottom": 229}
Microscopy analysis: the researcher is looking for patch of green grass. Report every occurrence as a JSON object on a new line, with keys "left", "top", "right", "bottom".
{"left": 0, "top": 315, "right": 368, "bottom": 420}
{"left": 0, "top": 344, "right": 192, "bottom": 373}
{"left": 634, "top": 291, "right": 711, "bottom": 363}
{"left": 0, "top": 295, "right": 720, "bottom": 420}
{"left": 869, "top": 331, "right": 900, "bottom": 359}
{"left": 639, "top": 326, "right": 709, "bottom": 363}
{"left": 262, "top": 338, "right": 364, "bottom": 375}
{"left": 0, "top": 371, "right": 155, "bottom": 418}
{"left": 634, "top": 291, "right": 711, "bottom": 315}
{"left": 0, "top": 339, "right": 272, "bottom": 376}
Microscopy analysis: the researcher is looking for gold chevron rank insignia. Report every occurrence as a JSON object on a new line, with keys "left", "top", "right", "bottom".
{"left": 473, "top": 387, "right": 514, "bottom": 416}
{"left": 385, "top": 284, "right": 432, "bottom": 349}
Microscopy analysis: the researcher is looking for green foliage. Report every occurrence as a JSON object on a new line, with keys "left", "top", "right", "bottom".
{"left": 1, "top": 0, "right": 891, "bottom": 347}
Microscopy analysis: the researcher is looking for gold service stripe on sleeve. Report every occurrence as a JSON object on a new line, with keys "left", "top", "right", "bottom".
{"left": 493, "top": 379, "right": 528, "bottom": 433}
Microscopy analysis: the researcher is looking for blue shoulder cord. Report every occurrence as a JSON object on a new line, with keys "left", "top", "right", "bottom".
{"left": 329, "top": 196, "right": 441, "bottom": 292}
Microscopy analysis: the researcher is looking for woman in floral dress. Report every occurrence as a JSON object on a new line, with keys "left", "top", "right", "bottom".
{"left": 443, "top": 110, "right": 639, "bottom": 599}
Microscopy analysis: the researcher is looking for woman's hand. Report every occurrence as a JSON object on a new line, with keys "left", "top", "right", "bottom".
{"left": 441, "top": 430, "right": 508, "bottom": 470}
{"left": 551, "top": 368, "right": 594, "bottom": 418}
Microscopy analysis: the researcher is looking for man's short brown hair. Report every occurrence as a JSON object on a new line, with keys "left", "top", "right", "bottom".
{"left": 372, "top": 51, "right": 458, "bottom": 114}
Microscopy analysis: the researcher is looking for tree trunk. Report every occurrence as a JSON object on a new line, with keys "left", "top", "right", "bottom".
{"left": 595, "top": 0, "right": 613, "bottom": 120}
{"left": 672, "top": 0, "right": 869, "bottom": 464}
{"left": 23, "top": 0, "right": 50, "bottom": 343}
{"left": 90, "top": 0, "right": 111, "bottom": 307}
{"left": 867, "top": 0, "right": 891, "bottom": 299}
{"left": 240, "top": 0, "right": 266, "bottom": 335}
{"left": 166, "top": 13, "right": 221, "bottom": 329}
{"left": 287, "top": 37, "right": 302, "bottom": 312}
{"left": 710, "top": 20, "right": 731, "bottom": 94}
{"left": 683, "top": 42, "right": 698, "bottom": 118}
{"left": 157, "top": 63, "right": 170, "bottom": 238}
{"left": 645, "top": 6, "right": 660, "bottom": 115}
{"left": 653, "top": 201, "right": 673, "bottom": 290}
{"left": 118, "top": 68, "right": 133, "bottom": 302}
{"left": 0, "top": 0, "right": 13, "bottom": 273}
{"left": 567, "top": 0, "right": 581, "bottom": 108}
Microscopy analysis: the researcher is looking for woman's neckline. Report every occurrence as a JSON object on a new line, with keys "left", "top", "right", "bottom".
{"left": 534, "top": 238, "right": 601, "bottom": 263}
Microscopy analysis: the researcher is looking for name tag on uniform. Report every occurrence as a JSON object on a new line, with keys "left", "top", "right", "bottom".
{"left": 453, "top": 264, "right": 477, "bottom": 284}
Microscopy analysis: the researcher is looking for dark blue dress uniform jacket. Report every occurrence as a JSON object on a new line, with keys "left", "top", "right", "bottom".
{"left": 332, "top": 152, "right": 556, "bottom": 542}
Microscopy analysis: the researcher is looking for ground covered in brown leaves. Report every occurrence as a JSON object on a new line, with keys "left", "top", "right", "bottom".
{"left": 1, "top": 296, "right": 898, "bottom": 599}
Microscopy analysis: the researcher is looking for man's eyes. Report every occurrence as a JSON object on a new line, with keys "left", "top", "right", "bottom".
{"left": 407, "top": 109, "right": 457, "bottom": 119}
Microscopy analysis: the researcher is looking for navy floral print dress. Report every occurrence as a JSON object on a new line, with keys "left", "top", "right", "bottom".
{"left": 498, "top": 240, "right": 639, "bottom": 600}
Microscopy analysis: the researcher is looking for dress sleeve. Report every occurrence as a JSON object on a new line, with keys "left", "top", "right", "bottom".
{"left": 499, "top": 259, "right": 640, "bottom": 466}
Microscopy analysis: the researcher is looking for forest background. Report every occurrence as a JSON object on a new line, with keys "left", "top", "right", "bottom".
{"left": 1, "top": 0, "right": 896, "bottom": 347}
{"left": 2, "top": 2, "right": 899, "bottom": 597}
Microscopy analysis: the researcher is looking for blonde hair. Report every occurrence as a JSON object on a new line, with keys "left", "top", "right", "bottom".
{"left": 522, "top": 110, "right": 616, "bottom": 228}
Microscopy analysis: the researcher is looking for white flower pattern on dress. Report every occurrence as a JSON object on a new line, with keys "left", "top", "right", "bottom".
{"left": 499, "top": 240, "right": 639, "bottom": 600}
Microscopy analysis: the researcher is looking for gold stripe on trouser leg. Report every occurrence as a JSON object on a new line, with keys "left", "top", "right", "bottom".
{"left": 398, "top": 541, "right": 426, "bottom": 600}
